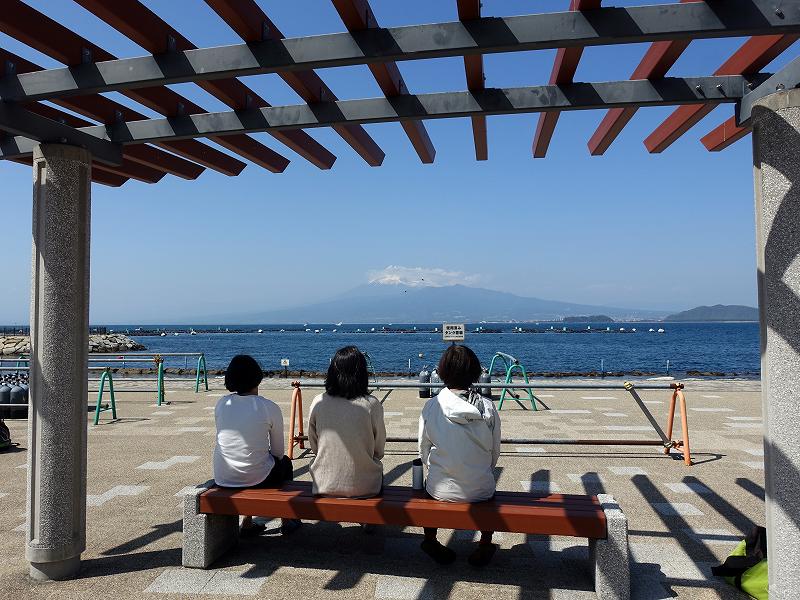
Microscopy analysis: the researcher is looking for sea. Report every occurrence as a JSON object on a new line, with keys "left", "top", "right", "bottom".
{"left": 106, "top": 322, "right": 761, "bottom": 379}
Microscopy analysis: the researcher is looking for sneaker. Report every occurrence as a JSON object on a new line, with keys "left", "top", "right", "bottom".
{"left": 467, "top": 543, "right": 497, "bottom": 567}
{"left": 280, "top": 519, "right": 302, "bottom": 535}
{"left": 239, "top": 522, "right": 266, "bottom": 538}
{"left": 420, "top": 539, "right": 457, "bottom": 565}
{"left": 361, "top": 523, "right": 378, "bottom": 535}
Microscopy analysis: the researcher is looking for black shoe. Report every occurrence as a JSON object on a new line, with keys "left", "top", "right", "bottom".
{"left": 361, "top": 523, "right": 378, "bottom": 535}
{"left": 239, "top": 522, "right": 266, "bottom": 538}
{"left": 467, "top": 543, "right": 497, "bottom": 567}
{"left": 420, "top": 539, "right": 457, "bottom": 565}
{"left": 280, "top": 519, "right": 302, "bottom": 535}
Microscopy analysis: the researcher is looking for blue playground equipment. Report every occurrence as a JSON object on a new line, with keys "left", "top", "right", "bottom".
{"left": 486, "top": 351, "right": 539, "bottom": 410}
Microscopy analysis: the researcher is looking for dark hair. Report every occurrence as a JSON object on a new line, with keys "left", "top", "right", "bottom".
{"left": 325, "top": 346, "right": 369, "bottom": 399}
{"left": 225, "top": 354, "right": 264, "bottom": 395}
{"left": 437, "top": 344, "right": 482, "bottom": 390}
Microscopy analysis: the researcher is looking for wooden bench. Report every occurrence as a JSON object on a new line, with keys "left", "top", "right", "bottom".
{"left": 183, "top": 481, "right": 629, "bottom": 599}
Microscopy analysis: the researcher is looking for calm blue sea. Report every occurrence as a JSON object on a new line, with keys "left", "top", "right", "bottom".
{"left": 109, "top": 322, "right": 761, "bottom": 378}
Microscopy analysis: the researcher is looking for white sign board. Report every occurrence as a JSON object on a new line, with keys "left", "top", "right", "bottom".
{"left": 280, "top": 358, "right": 290, "bottom": 367}
{"left": 442, "top": 323, "right": 465, "bottom": 342}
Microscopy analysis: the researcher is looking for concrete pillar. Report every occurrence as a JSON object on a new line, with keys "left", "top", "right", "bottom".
{"left": 26, "top": 144, "right": 91, "bottom": 581}
{"left": 752, "top": 88, "right": 800, "bottom": 599}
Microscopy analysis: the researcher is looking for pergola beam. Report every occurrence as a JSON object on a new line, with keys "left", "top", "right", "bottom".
{"left": 533, "top": 0, "right": 602, "bottom": 159}
{"left": 0, "top": 0, "right": 247, "bottom": 176}
{"left": 2, "top": 0, "right": 797, "bottom": 105}
{"left": 644, "top": 33, "right": 799, "bottom": 153}
{"left": 0, "top": 49, "right": 204, "bottom": 181}
{"left": 457, "top": 0, "right": 488, "bottom": 161}
{"left": 0, "top": 76, "right": 756, "bottom": 161}
{"left": 0, "top": 102, "right": 122, "bottom": 165}
{"left": 73, "top": 0, "right": 336, "bottom": 171}
{"left": 700, "top": 116, "right": 750, "bottom": 151}
{"left": 586, "top": 0, "right": 700, "bottom": 156}
{"left": 205, "top": 0, "right": 384, "bottom": 167}
{"left": 331, "top": 0, "right": 435, "bottom": 164}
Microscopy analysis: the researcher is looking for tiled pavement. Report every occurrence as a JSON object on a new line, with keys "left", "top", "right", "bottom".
{"left": 0, "top": 377, "right": 763, "bottom": 599}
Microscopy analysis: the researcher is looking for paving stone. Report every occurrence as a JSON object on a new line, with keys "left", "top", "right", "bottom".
{"left": 514, "top": 447, "right": 546, "bottom": 453}
{"left": 137, "top": 456, "right": 201, "bottom": 470}
{"left": 520, "top": 480, "right": 561, "bottom": 494}
{"left": 652, "top": 502, "right": 704, "bottom": 517}
{"left": 374, "top": 575, "right": 435, "bottom": 600}
{"left": 144, "top": 568, "right": 214, "bottom": 594}
{"left": 726, "top": 416, "right": 762, "bottom": 421}
{"left": 690, "top": 408, "right": 736, "bottom": 413}
{"left": 701, "top": 395, "right": 722, "bottom": 399}
{"left": 682, "top": 528, "right": 740, "bottom": 546}
{"left": 604, "top": 425, "right": 654, "bottom": 431}
{"left": 664, "top": 482, "right": 712, "bottom": 495}
{"left": 581, "top": 396, "right": 618, "bottom": 400}
{"left": 549, "top": 409, "right": 591, "bottom": 414}
{"left": 603, "top": 413, "right": 628, "bottom": 417}
{"left": 86, "top": 485, "right": 149, "bottom": 507}
{"left": 566, "top": 473, "right": 606, "bottom": 485}
{"left": 741, "top": 461, "right": 765, "bottom": 470}
{"left": 743, "top": 447, "right": 765, "bottom": 456}
{"left": 608, "top": 466, "right": 648, "bottom": 476}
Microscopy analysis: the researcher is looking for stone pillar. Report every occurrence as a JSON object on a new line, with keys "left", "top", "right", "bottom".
{"left": 26, "top": 144, "right": 91, "bottom": 581}
{"left": 752, "top": 88, "right": 800, "bottom": 599}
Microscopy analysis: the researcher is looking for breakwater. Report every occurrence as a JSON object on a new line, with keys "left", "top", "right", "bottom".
{"left": 0, "top": 333, "right": 145, "bottom": 356}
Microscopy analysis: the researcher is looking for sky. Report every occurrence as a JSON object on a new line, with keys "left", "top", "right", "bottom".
{"left": 1, "top": 0, "right": 791, "bottom": 324}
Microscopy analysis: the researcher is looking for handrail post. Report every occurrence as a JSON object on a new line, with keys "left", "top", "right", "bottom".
{"left": 155, "top": 355, "right": 165, "bottom": 406}
{"left": 93, "top": 368, "right": 107, "bottom": 426}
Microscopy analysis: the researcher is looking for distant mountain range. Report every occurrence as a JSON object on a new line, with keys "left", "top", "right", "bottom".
{"left": 663, "top": 304, "right": 759, "bottom": 322}
{"left": 218, "top": 283, "right": 669, "bottom": 323}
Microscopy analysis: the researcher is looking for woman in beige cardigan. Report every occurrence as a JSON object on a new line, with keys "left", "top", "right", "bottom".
{"left": 308, "top": 346, "right": 386, "bottom": 498}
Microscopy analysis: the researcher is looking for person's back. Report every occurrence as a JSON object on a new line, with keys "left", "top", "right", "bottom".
{"left": 213, "top": 392, "right": 282, "bottom": 487}
{"left": 308, "top": 346, "right": 386, "bottom": 498}
{"left": 420, "top": 386, "right": 498, "bottom": 502}
{"left": 309, "top": 392, "right": 385, "bottom": 497}
{"left": 417, "top": 344, "right": 501, "bottom": 567}
{"left": 212, "top": 354, "right": 299, "bottom": 536}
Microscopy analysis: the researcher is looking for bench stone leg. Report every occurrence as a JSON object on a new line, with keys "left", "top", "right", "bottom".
{"left": 589, "top": 494, "right": 630, "bottom": 600}
{"left": 182, "top": 481, "right": 239, "bottom": 569}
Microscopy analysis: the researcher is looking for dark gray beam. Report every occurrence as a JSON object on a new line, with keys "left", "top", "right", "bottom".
{"left": 0, "top": 76, "right": 758, "bottom": 160}
{"left": 0, "top": 102, "right": 122, "bottom": 165}
{"left": 737, "top": 55, "right": 800, "bottom": 124}
{"left": 0, "top": 0, "right": 797, "bottom": 103}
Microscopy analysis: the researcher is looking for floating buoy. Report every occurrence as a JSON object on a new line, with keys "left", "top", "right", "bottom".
{"left": 658, "top": 328, "right": 665, "bottom": 333}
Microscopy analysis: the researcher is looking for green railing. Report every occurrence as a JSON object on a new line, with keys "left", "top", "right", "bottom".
{"left": 486, "top": 351, "right": 539, "bottom": 410}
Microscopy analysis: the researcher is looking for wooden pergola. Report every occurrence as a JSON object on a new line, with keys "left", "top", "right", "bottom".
{"left": 2, "top": 1, "right": 800, "bottom": 596}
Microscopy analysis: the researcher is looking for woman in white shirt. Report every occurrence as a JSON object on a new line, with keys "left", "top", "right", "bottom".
{"left": 213, "top": 354, "right": 299, "bottom": 536}
{"left": 418, "top": 345, "right": 501, "bottom": 567}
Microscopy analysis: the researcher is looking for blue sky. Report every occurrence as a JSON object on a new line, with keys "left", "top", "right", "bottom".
{"left": 2, "top": 0, "right": 792, "bottom": 323}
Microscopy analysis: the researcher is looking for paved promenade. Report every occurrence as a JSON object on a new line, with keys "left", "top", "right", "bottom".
{"left": 0, "top": 378, "right": 763, "bottom": 599}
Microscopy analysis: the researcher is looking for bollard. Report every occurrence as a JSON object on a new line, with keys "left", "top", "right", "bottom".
{"left": 418, "top": 367, "right": 431, "bottom": 399}
{"left": 479, "top": 368, "right": 492, "bottom": 398}
{"left": 430, "top": 369, "right": 443, "bottom": 397}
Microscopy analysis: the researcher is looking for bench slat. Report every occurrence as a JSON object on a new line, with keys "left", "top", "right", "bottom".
{"left": 277, "top": 481, "right": 601, "bottom": 505}
{"left": 199, "top": 485, "right": 607, "bottom": 538}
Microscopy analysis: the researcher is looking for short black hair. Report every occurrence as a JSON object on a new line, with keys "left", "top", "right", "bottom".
{"left": 325, "top": 346, "right": 369, "bottom": 399}
{"left": 225, "top": 354, "right": 264, "bottom": 395}
{"left": 437, "top": 345, "right": 482, "bottom": 390}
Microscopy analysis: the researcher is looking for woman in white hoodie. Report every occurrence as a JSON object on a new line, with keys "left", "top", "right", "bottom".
{"left": 418, "top": 345, "right": 501, "bottom": 567}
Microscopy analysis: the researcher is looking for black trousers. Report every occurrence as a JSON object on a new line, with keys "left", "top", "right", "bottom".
{"left": 216, "top": 455, "right": 293, "bottom": 489}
